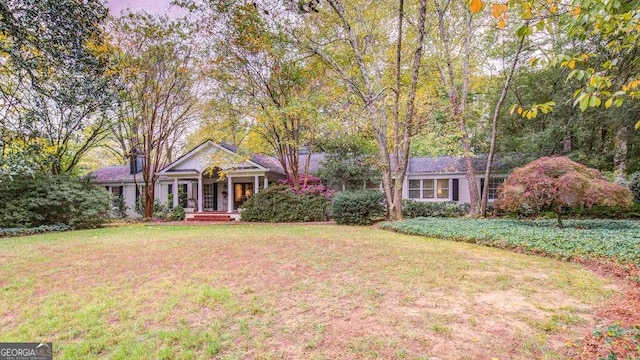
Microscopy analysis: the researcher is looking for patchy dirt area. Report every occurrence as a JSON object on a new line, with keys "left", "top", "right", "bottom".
{"left": 571, "top": 262, "right": 640, "bottom": 359}
{"left": 0, "top": 224, "right": 622, "bottom": 359}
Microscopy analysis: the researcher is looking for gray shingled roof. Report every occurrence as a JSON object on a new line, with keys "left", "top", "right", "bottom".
{"left": 251, "top": 154, "right": 285, "bottom": 173}
{"left": 91, "top": 165, "right": 135, "bottom": 183}
{"left": 409, "top": 155, "right": 519, "bottom": 173}
{"left": 302, "top": 154, "right": 519, "bottom": 174}
{"left": 219, "top": 143, "right": 285, "bottom": 174}
{"left": 94, "top": 141, "right": 524, "bottom": 185}
{"left": 408, "top": 156, "right": 461, "bottom": 173}
{"left": 298, "top": 153, "right": 326, "bottom": 173}
{"left": 407, "top": 156, "right": 512, "bottom": 173}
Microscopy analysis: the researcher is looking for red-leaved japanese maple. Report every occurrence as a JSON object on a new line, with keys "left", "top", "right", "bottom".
{"left": 495, "top": 157, "right": 632, "bottom": 227}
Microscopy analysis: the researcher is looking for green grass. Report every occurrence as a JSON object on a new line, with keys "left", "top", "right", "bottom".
{"left": 381, "top": 218, "right": 640, "bottom": 266}
{"left": 0, "top": 224, "right": 616, "bottom": 359}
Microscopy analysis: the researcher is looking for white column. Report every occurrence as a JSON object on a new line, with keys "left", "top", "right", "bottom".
{"left": 197, "top": 175, "right": 203, "bottom": 212}
{"left": 402, "top": 176, "right": 409, "bottom": 199}
{"left": 254, "top": 175, "right": 259, "bottom": 194}
{"left": 172, "top": 178, "right": 178, "bottom": 208}
{"left": 227, "top": 175, "right": 233, "bottom": 212}
{"left": 187, "top": 182, "right": 193, "bottom": 207}
{"left": 263, "top": 176, "right": 268, "bottom": 189}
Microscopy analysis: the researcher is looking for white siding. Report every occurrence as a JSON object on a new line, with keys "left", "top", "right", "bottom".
{"left": 457, "top": 176, "right": 471, "bottom": 204}
{"left": 123, "top": 185, "right": 138, "bottom": 217}
{"left": 157, "top": 181, "right": 170, "bottom": 205}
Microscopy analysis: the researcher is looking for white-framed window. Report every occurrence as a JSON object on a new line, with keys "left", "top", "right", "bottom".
{"left": 408, "top": 179, "right": 450, "bottom": 200}
{"left": 111, "top": 186, "right": 123, "bottom": 197}
{"left": 480, "top": 177, "right": 505, "bottom": 200}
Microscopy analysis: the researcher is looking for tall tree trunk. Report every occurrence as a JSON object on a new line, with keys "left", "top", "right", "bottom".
{"left": 481, "top": 35, "right": 525, "bottom": 217}
{"left": 390, "top": 0, "right": 405, "bottom": 221}
{"left": 143, "top": 150, "right": 155, "bottom": 218}
{"left": 437, "top": 4, "right": 480, "bottom": 215}
{"left": 460, "top": 128, "right": 480, "bottom": 215}
{"left": 309, "top": 0, "right": 426, "bottom": 220}
{"left": 144, "top": 185, "right": 155, "bottom": 218}
{"left": 614, "top": 124, "right": 628, "bottom": 182}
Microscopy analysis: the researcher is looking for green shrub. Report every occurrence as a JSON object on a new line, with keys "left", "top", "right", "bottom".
{"left": 629, "top": 172, "right": 640, "bottom": 203}
{"left": 0, "top": 224, "right": 71, "bottom": 238}
{"left": 153, "top": 200, "right": 171, "bottom": 219}
{"left": 112, "top": 195, "right": 128, "bottom": 218}
{"left": 0, "top": 174, "right": 111, "bottom": 229}
{"left": 168, "top": 189, "right": 188, "bottom": 208}
{"left": 403, "top": 200, "right": 470, "bottom": 218}
{"left": 171, "top": 206, "right": 185, "bottom": 221}
{"left": 332, "top": 190, "right": 385, "bottom": 225}
{"left": 241, "top": 185, "right": 330, "bottom": 222}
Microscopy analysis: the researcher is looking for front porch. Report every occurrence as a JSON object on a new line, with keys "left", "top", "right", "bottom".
{"left": 155, "top": 140, "right": 287, "bottom": 220}
{"left": 161, "top": 169, "right": 280, "bottom": 221}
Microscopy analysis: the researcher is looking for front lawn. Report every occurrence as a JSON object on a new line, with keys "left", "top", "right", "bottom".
{"left": 0, "top": 224, "right": 616, "bottom": 359}
{"left": 381, "top": 218, "right": 640, "bottom": 267}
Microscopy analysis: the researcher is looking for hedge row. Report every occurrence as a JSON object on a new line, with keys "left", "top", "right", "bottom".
{"left": 0, "top": 224, "right": 71, "bottom": 238}
{"left": 403, "top": 200, "right": 470, "bottom": 218}
{"left": 241, "top": 185, "right": 330, "bottom": 222}
{"left": 333, "top": 190, "right": 386, "bottom": 225}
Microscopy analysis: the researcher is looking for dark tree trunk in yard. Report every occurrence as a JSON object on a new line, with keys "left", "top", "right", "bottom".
{"left": 144, "top": 185, "right": 155, "bottom": 218}
{"left": 556, "top": 210, "right": 564, "bottom": 228}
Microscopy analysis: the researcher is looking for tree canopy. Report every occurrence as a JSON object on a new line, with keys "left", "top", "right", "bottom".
{"left": 2, "top": 0, "right": 640, "bottom": 222}
{"left": 0, "top": 0, "right": 113, "bottom": 175}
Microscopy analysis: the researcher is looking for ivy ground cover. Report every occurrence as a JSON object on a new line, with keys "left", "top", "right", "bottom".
{"left": 381, "top": 218, "right": 640, "bottom": 266}
{"left": 0, "top": 224, "right": 615, "bottom": 359}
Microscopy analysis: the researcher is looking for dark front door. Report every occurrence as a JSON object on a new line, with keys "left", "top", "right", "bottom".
{"left": 234, "top": 183, "right": 253, "bottom": 209}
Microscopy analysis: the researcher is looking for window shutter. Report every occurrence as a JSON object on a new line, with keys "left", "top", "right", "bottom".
{"left": 479, "top": 178, "right": 485, "bottom": 198}
{"left": 452, "top": 179, "right": 459, "bottom": 202}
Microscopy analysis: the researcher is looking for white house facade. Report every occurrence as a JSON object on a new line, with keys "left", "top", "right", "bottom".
{"left": 93, "top": 140, "right": 511, "bottom": 220}
{"left": 93, "top": 141, "right": 287, "bottom": 220}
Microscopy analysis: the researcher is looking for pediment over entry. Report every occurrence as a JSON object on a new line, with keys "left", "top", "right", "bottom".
{"left": 158, "top": 140, "right": 269, "bottom": 175}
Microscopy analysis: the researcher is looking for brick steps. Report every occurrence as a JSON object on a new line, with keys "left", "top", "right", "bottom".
{"left": 186, "top": 215, "right": 234, "bottom": 222}
{"left": 185, "top": 211, "right": 240, "bottom": 222}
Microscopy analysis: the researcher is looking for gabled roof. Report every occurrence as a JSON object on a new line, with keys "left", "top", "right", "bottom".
{"left": 157, "top": 140, "right": 285, "bottom": 175}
